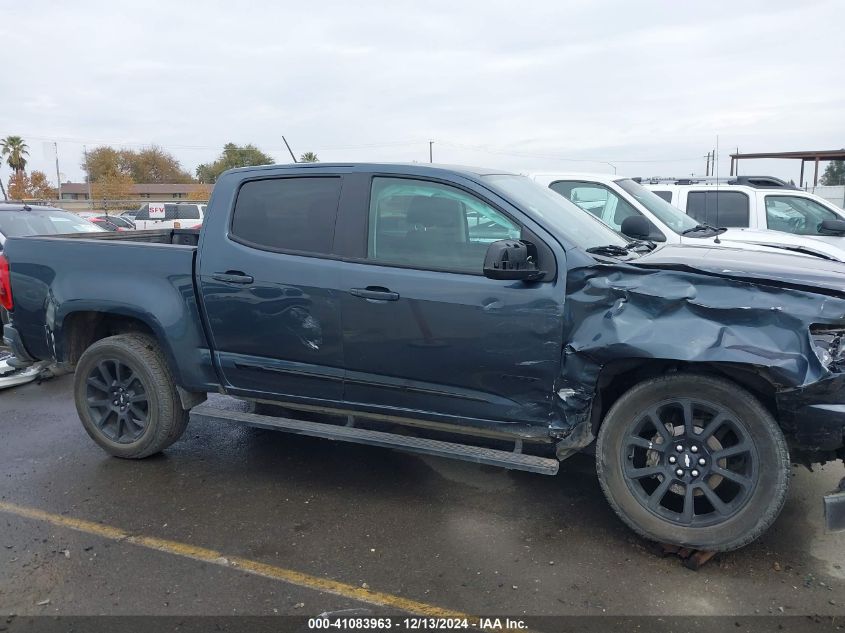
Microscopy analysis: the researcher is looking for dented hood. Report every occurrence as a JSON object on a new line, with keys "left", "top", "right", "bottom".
{"left": 630, "top": 244, "right": 845, "bottom": 297}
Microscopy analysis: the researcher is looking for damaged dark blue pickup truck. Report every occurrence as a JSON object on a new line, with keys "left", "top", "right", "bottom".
{"left": 3, "top": 163, "right": 845, "bottom": 551}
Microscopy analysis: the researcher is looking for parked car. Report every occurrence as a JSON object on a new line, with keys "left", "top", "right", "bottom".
{"left": 120, "top": 209, "right": 140, "bottom": 221}
{"left": 77, "top": 212, "right": 135, "bottom": 232}
{"left": 641, "top": 176, "right": 845, "bottom": 257}
{"left": 0, "top": 203, "right": 105, "bottom": 250}
{"left": 0, "top": 202, "right": 104, "bottom": 327}
{"left": 3, "top": 163, "right": 845, "bottom": 552}
{"left": 132, "top": 202, "right": 204, "bottom": 230}
{"left": 531, "top": 173, "right": 845, "bottom": 260}
{"left": 101, "top": 214, "right": 135, "bottom": 230}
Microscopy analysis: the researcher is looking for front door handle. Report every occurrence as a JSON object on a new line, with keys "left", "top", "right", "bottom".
{"left": 212, "top": 271, "right": 254, "bottom": 284}
{"left": 349, "top": 287, "right": 400, "bottom": 301}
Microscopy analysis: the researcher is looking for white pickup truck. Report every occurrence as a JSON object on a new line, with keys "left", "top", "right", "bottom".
{"left": 132, "top": 202, "right": 205, "bottom": 231}
{"left": 531, "top": 173, "right": 845, "bottom": 261}
{"left": 643, "top": 177, "right": 845, "bottom": 238}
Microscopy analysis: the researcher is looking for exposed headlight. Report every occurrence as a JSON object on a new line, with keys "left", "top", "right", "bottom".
{"left": 811, "top": 326, "right": 845, "bottom": 371}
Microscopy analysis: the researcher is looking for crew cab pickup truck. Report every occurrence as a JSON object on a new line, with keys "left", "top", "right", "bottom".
{"left": 3, "top": 163, "right": 845, "bottom": 552}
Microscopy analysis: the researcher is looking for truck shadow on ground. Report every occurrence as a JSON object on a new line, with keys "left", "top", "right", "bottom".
{"left": 84, "top": 420, "right": 838, "bottom": 581}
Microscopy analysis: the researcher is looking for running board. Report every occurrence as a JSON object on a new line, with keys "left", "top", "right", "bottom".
{"left": 190, "top": 398, "right": 559, "bottom": 475}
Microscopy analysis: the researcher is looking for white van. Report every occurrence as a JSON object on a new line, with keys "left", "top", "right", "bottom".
{"left": 531, "top": 173, "right": 845, "bottom": 261}
{"left": 132, "top": 203, "right": 205, "bottom": 231}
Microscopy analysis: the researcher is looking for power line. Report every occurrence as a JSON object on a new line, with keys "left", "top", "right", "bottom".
{"left": 18, "top": 134, "right": 706, "bottom": 166}
{"left": 435, "top": 140, "right": 702, "bottom": 164}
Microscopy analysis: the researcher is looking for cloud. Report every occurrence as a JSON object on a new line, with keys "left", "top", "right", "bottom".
{"left": 1, "top": 0, "right": 843, "bottom": 184}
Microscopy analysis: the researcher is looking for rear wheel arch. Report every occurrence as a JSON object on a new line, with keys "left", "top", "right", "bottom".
{"left": 60, "top": 310, "right": 199, "bottom": 409}
{"left": 62, "top": 310, "right": 157, "bottom": 365}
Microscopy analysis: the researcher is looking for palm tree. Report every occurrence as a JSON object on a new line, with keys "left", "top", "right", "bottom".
{"left": 1, "top": 136, "right": 29, "bottom": 175}
{"left": 299, "top": 152, "right": 319, "bottom": 163}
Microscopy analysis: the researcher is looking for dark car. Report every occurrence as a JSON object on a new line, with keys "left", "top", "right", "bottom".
{"left": 2, "top": 164, "right": 845, "bottom": 552}
{"left": 77, "top": 212, "right": 134, "bottom": 231}
{"left": 0, "top": 203, "right": 105, "bottom": 247}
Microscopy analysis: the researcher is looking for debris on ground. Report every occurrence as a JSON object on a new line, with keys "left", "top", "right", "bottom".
{"left": 0, "top": 351, "right": 53, "bottom": 391}
{"left": 650, "top": 542, "right": 718, "bottom": 570}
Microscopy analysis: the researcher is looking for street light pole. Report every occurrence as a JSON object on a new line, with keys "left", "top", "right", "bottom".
{"left": 83, "top": 145, "right": 93, "bottom": 209}
{"left": 429, "top": 141, "right": 433, "bottom": 163}
{"left": 54, "top": 142, "right": 61, "bottom": 202}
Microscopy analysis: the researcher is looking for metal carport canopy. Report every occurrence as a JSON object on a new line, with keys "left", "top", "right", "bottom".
{"left": 729, "top": 149, "right": 845, "bottom": 186}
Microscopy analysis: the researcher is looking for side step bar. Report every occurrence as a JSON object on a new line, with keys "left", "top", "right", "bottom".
{"left": 190, "top": 398, "right": 559, "bottom": 475}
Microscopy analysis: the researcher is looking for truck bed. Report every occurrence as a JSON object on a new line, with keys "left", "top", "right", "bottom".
{"left": 3, "top": 230, "right": 216, "bottom": 392}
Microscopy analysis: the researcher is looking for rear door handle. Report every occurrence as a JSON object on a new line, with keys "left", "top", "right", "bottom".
{"left": 349, "top": 287, "right": 400, "bottom": 301}
{"left": 212, "top": 271, "right": 254, "bottom": 284}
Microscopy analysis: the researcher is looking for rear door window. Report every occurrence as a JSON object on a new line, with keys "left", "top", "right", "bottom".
{"left": 231, "top": 177, "right": 342, "bottom": 255}
{"left": 685, "top": 191, "right": 750, "bottom": 227}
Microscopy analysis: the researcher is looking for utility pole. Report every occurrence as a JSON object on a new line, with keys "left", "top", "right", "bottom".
{"left": 54, "top": 142, "right": 61, "bottom": 202}
{"left": 429, "top": 141, "right": 433, "bottom": 163}
{"left": 0, "top": 175, "right": 6, "bottom": 201}
{"left": 282, "top": 136, "right": 297, "bottom": 163}
{"left": 705, "top": 151, "right": 711, "bottom": 176}
{"left": 83, "top": 145, "right": 93, "bottom": 209}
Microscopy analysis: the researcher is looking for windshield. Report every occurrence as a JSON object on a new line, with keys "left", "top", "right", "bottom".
{"left": 483, "top": 175, "right": 629, "bottom": 250}
{"left": 0, "top": 210, "right": 105, "bottom": 243}
{"left": 616, "top": 179, "right": 699, "bottom": 233}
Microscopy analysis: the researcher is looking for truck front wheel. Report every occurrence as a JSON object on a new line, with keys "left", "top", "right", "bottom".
{"left": 596, "top": 374, "right": 790, "bottom": 551}
{"left": 73, "top": 334, "right": 189, "bottom": 458}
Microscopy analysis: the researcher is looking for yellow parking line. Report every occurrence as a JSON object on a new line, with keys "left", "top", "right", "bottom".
{"left": 0, "top": 500, "right": 468, "bottom": 618}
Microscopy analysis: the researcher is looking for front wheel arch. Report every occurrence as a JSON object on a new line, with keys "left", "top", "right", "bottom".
{"left": 590, "top": 360, "right": 781, "bottom": 437}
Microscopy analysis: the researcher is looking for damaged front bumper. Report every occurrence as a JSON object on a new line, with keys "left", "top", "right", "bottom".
{"left": 777, "top": 374, "right": 845, "bottom": 453}
{"left": 776, "top": 374, "right": 845, "bottom": 531}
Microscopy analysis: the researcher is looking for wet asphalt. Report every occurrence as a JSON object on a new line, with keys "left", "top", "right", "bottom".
{"left": 1, "top": 374, "right": 844, "bottom": 617}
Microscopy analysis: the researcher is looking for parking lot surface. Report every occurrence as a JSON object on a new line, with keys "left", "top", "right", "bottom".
{"left": 1, "top": 374, "right": 844, "bottom": 617}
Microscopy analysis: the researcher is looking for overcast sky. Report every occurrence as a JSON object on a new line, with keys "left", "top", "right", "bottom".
{"left": 2, "top": 0, "right": 843, "bottom": 186}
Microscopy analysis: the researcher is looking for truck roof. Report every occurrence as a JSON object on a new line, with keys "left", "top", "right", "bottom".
{"left": 221, "top": 162, "right": 517, "bottom": 179}
{"left": 528, "top": 172, "right": 631, "bottom": 184}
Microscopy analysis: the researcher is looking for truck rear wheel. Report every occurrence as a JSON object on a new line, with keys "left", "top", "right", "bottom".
{"left": 596, "top": 374, "right": 789, "bottom": 551}
{"left": 73, "top": 334, "right": 188, "bottom": 459}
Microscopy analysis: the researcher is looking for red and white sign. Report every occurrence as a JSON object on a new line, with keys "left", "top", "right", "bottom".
{"left": 148, "top": 203, "right": 166, "bottom": 219}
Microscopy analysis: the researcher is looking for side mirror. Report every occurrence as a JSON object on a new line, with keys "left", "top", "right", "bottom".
{"left": 620, "top": 215, "right": 653, "bottom": 240}
{"left": 819, "top": 219, "right": 845, "bottom": 235}
{"left": 483, "top": 240, "right": 544, "bottom": 281}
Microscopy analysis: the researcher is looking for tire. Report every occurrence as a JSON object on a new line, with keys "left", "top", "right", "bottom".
{"left": 73, "top": 333, "right": 188, "bottom": 459}
{"left": 596, "top": 374, "right": 789, "bottom": 551}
